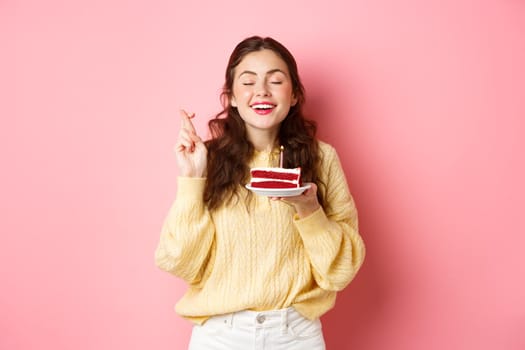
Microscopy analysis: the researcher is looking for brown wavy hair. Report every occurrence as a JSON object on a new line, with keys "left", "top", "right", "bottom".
{"left": 204, "top": 36, "right": 324, "bottom": 211}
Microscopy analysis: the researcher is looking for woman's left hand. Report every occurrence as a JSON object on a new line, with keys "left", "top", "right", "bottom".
{"left": 272, "top": 182, "right": 321, "bottom": 218}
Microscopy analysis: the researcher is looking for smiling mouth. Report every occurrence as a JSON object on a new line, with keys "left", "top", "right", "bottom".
{"left": 251, "top": 103, "right": 276, "bottom": 115}
{"left": 251, "top": 103, "right": 275, "bottom": 111}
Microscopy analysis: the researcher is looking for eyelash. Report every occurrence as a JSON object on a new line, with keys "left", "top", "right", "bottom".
{"left": 242, "top": 82, "right": 283, "bottom": 86}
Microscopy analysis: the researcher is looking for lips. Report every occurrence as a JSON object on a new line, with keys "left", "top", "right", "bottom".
{"left": 251, "top": 102, "right": 276, "bottom": 115}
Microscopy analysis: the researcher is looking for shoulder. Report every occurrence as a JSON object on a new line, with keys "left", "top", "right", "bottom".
{"left": 317, "top": 140, "right": 338, "bottom": 160}
{"left": 316, "top": 140, "right": 346, "bottom": 179}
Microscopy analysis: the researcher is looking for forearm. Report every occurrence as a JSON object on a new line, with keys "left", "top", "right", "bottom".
{"left": 294, "top": 206, "right": 365, "bottom": 291}
{"left": 154, "top": 177, "right": 215, "bottom": 284}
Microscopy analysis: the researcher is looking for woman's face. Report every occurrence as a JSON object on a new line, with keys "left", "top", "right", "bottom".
{"left": 231, "top": 49, "right": 297, "bottom": 140}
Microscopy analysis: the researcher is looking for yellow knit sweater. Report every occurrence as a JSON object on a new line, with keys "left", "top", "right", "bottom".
{"left": 155, "top": 141, "right": 365, "bottom": 324}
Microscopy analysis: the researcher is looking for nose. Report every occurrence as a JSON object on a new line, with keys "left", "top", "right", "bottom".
{"left": 255, "top": 82, "right": 271, "bottom": 97}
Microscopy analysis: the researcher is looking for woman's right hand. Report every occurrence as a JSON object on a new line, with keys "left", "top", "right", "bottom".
{"left": 174, "top": 109, "right": 207, "bottom": 177}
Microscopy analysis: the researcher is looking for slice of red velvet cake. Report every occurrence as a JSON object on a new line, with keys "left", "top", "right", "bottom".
{"left": 249, "top": 167, "right": 302, "bottom": 189}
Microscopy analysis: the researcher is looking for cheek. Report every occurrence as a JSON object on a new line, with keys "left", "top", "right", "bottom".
{"left": 274, "top": 85, "right": 294, "bottom": 99}
{"left": 235, "top": 91, "right": 253, "bottom": 105}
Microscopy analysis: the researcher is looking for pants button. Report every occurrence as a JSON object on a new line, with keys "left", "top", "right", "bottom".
{"left": 256, "top": 314, "right": 266, "bottom": 324}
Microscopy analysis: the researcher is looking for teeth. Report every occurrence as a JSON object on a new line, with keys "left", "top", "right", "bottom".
{"left": 253, "top": 104, "right": 274, "bottom": 109}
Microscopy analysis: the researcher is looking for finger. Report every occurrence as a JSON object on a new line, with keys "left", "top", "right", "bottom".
{"left": 179, "top": 139, "right": 195, "bottom": 151}
{"left": 190, "top": 132, "right": 203, "bottom": 144}
{"left": 174, "top": 141, "right": 193, "bottom": 153}
{"left": 178, "top": 129, "right": 196, "bottom": 147}
{"left": 180, "top": 109, "right": 197, "bottom": 134}
{"left": 175, "top": 132, "right": 195, "bottom": 152}
{"left": 302, "top": 182, "right": 317, "bottom": 195}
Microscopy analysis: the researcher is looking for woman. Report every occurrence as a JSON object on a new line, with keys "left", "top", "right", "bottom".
{"left": 155, "top": 36, "right": 365, "bottom": 350}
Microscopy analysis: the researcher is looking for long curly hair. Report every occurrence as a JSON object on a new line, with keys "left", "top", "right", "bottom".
{"left": 204, "top": 36, "right": 324, "bottom": 211}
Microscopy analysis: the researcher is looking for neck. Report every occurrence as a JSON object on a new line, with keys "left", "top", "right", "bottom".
{"left": 247, "top": 129, "right": 279, "bottom": 152}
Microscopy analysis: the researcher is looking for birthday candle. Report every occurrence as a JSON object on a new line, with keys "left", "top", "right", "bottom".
{"left": 279, "top": 145, "right": 284, "bottom": 168}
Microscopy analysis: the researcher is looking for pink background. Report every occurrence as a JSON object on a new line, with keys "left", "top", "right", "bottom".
{"left": 2, "top": 0, "right": 524, "bottom": 349}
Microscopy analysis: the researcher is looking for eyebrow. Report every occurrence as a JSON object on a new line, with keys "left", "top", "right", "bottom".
{"left": 238, "top": 69, "right": 287, "bottom": 77}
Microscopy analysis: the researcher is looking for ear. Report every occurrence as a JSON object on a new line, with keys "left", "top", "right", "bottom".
{"left": 231, "top": 96, "right": 237, "bottom": 107}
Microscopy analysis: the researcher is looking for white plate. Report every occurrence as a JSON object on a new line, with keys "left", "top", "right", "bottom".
{"left": 245, "top": 184, "right": 311, "bottom": 197}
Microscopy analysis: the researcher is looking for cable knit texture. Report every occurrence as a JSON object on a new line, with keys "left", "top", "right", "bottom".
{"left": 155, "top": 141, "right": 365, "bottom": 324}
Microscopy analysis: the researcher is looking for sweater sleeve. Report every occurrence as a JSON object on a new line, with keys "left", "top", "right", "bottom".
{"left": 154, "top": 177, "right": 215, "bottom": 286}
{"left": 293, "top": 144, "right": 365, "bottom": 291}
